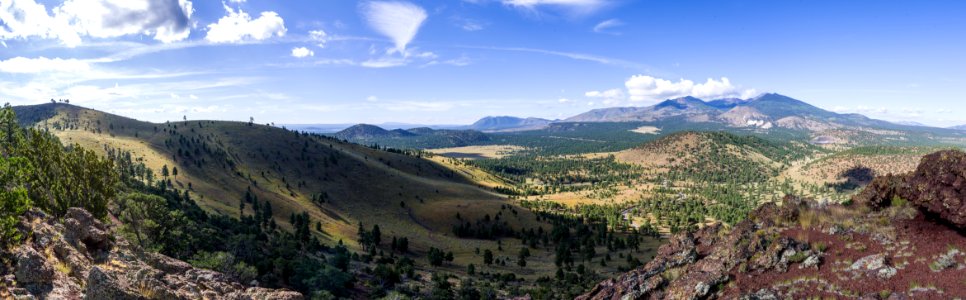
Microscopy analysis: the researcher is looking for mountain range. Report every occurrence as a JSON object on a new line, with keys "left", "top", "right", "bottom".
{"left": 331, "top": 93, "right": 965, "bottom": 150}
{"left": 332, "top": 123, "right": 491, "bottom": 148}
{"left": 565, "top": 93, "right": 902, "bottom": 131}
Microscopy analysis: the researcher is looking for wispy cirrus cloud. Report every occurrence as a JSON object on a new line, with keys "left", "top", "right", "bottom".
{"left": 462, "top": 45, "right": 643, "bottom": 68}
{"left": 502, "top": 0, "right": 610, "bottom": 15}
{"left": 593, "top": 18, "right": 623, "bottom": 34}
{"left": 360, "top": 1, "right": 427, "bottom": 53}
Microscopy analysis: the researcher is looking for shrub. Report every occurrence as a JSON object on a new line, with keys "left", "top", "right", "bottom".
{"left": 0, "top": 154, "right": 32, "bottom": 248}
{"left": 812, "top": 242, "right": 828, "bottom": 253}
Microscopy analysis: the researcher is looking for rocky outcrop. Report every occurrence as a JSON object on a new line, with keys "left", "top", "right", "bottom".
{"left": 902, "top": 150, "right": 966, "bottom": 228}
{"left": 582, "top": 150, "right": 966, "bottom": 299}
{"left": 579, "top": 197, "right": 815, "bottom": 300}
{"left": 1, "top": 208, "right": 302, "bottom": 300}
{"left": 854, "top": 150, "right": 966, "bottom": 229}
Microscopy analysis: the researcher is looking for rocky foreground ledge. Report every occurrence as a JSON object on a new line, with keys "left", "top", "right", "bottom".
{"left": 579, "top": 150, "right": 966, "bottom": 300}
{"left": 1, "top": 208, "right": 302, "bottom": 300}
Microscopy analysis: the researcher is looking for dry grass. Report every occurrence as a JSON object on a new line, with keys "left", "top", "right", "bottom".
{"left": 428, "top": 145, "right": 526, "bottom": 159}
{"left": 630, "top": 126, "right": 661, "bottom": 135}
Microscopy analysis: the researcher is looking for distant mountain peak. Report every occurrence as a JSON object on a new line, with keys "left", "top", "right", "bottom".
{"left": 333, "top": 124, "right": 392, "bottom": 139}
{"left": 470, "top": 116, "right": 551, "bottom": 132}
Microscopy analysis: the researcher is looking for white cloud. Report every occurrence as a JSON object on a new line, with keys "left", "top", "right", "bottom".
{"left": 584, "top": 88, "right": 623, "bottom": 99}
{"left": 58, "top": 0, "right": 194, "bottom": 43}
{"left": 624, "top": 75, "right": 753, "bottom": 103}
{"left": 0, "top": 56, "right": 90, "bottom": 73}
{"left": 466, "top": 46, "right": 642, "bottom": 68}
{"left": 309, "top": 29, "right": 328, "bottom": 47}
{"left": 422, "top": 55, "right": 471, "bottom": 67}
{"left": 585, "top": 88, "right": 625, "bottom": 105}
{"left": 502, "top": 0, "right": 608, "bottom": 14}
{"left": 205, "top": 4, "right": 286, "bottom": 43}
{"left": 0, "top": 0, "right": 194, "bottom": 47}
{"left": 838, "top": 105, "right": 889, "bottom": 114}
{"left": 291, "top": 47, "right": 314, "bottom": 58}
{"left": 361, "top": 57, "right": 408, "bottom": 68}
{"left": 361, "top": 1, "right": 427, "bottom": 53}
{"left": 361, "top": 49, "right": 436, "bottom": 68}
{"left": 452, "top": 17, "right": 484, "bottom": 31}
{"left": 462, "top": 21, "right": 483, "bottom": 31}
{"left": 592, "top": 18, "right": 622, "bottom": 34}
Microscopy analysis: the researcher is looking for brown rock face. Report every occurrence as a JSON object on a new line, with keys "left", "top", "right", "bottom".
{"left": 854, "top": 150, "right": 966, "bottom": 229}
{"left": 2, "top": 208, "right": 303, "bottom": 300}
{"left": 578, "top": 201, "right": 809, "bottom": 300}
{"left": 852, "top": 173, "right": 905, "bottom": 210}
{"left": 901, "top": 150, "right": 966, "bottom": 228}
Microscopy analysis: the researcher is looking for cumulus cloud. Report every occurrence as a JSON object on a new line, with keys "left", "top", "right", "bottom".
{"left": 291, "top": 47, "right": 314, "bottom": 58}
{"left": 361, "top": 1, "right": 427, "bottom": 53}
{"left": 592, "top": 18, "right": 622, "bottom": 34}
{"left": 0, "top": 56, "right": 91, "bottom": 73}
{"left": 624, "top": 75, "right": 754, "bottom": 103}
{"left": 205, "top": 4, "right": 286, "bottom": 43}
{"left": 0, "top": 0, "right": 194, "bottom": 47}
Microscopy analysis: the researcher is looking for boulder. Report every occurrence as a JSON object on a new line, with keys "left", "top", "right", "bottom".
{"left": 901, "top": 150, "right": 966, "bottom": 228}
{"left": 63, "top": 207, "right": 113, "bottom": 255}
{"left": 852, "top": 174, "right": 905, "bottom": 210}
{"left": 14, "top": 247, "right": 55, "bottom": 284}
{"left": 85, "top": 267, "right": 142, "bottom": 300}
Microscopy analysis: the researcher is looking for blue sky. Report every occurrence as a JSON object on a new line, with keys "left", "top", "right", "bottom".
{"left": 1, "top": 0, "right": 964, "bottom": 126}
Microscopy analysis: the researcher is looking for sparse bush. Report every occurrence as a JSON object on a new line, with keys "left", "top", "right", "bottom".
{"left": 813, "top": 242, "right": 828, "bottom": 253}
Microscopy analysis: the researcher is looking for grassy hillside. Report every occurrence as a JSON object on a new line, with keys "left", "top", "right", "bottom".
{"left": 16, "top": 104, "right": 536, "bottom": 249}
